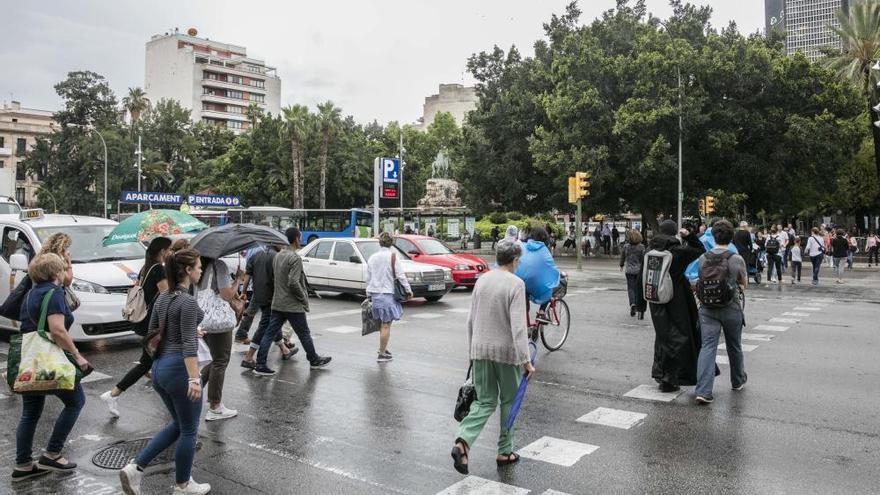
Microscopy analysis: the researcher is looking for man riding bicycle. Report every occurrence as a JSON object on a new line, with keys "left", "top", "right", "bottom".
{"left": 513, "top": 227, "right": 561, "bottom": 324}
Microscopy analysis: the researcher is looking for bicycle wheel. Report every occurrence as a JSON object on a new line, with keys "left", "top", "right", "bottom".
{"left": 540, "top": 299, "right": 571, "bottom": 351}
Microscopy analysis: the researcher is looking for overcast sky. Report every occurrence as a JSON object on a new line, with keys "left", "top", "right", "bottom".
{"left": 1, "top": 0, "right": 763, "bottom": 125}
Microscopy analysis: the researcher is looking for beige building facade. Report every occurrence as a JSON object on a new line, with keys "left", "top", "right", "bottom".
{"left": 417, "top": 84, "right": 478, "bottom": 130}
{"left": 145, "top": 29, "right": 282, "bottom": 134}
{"left": 0, "top": 101, "right": 56, "bottom": 207}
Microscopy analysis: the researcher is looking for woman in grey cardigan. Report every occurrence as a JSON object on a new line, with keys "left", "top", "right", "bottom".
{"left": 451, "top": 240, "right": 535, "bottom": 475}
{"left": 619, "top": 228, "right": 646, "bottom": 319}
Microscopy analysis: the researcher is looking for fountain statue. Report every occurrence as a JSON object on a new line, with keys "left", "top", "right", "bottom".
{"left": 418, "top": 149, "right": 462, "bottom": 207}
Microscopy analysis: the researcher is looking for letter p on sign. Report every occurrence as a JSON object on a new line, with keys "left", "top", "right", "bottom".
{"left": 383, "top": 158, "right": 399, "bottom": 183}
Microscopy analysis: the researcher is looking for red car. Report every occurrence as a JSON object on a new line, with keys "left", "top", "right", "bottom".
{"left": 393, "top": 235, "right": 489, "bottom": 287}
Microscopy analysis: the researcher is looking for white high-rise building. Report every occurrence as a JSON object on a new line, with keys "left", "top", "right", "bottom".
{"left": 765, "top": 0, "right": 849, "bottom": 61}
{"left": 144, "top": 28, "right": 281, "bottom": 134}
{"left": 416, "top": 84, "right": 478, "bottom": 130}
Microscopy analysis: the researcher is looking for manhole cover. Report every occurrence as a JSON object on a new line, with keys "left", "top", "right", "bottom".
{"left": 92, "top": 438, "right": 201, "bottom": 470}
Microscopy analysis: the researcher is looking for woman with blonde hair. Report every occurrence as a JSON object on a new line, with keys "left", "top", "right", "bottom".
{"left": 38, "top": 233, "right": 73, "bottom": 287}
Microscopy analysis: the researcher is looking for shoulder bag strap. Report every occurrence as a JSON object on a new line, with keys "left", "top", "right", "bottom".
{"left": 36, "top": 288, "right": 57, "bottom": 341}
{"left": 391, "top": 251, "right": 397, "bottom": 279}
{"left": 466, "top": 361, "right": 472, "bottom": 380}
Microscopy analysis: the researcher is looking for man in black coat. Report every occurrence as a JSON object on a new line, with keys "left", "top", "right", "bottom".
{"left": 648, "top": 219, "right": 706, "bottom": 391}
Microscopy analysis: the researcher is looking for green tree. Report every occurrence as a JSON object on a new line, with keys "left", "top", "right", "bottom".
{"left": 282, "top": 105, "right": 311, "bottom": 208}
{"left": 316, "top": 101, "right": 341, "bottom": 208}
{"left": 122, "top": 87, "right": 150, "bottom": 127}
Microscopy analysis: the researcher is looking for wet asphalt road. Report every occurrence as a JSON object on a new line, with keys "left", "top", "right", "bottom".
{"left": 0, "top": 258, "right": 878, "bottom": 495}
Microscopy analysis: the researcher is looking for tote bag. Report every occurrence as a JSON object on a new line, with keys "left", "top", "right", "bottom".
{"left": 197, "top": 263, "right": 236, "bottom": 333}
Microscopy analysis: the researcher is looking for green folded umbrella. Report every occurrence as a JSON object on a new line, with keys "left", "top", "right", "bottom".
{"left": 103, "top": 209, "right": 208, "bottom": 246}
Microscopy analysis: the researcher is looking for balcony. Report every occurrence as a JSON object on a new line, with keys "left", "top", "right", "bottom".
{"left": 202, "top": 78, "right": 267, "bottom": 94}
{"left": 193, "top": 58, "right": 278, "bottom": 79}
{"left": 200, "top": 109, "right": 248, "bottom": 122}
{"left": 201, "top": 93, "right": 267, "bottom": 108}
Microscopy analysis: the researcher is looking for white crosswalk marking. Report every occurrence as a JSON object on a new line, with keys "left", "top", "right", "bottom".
{"left": 716, "top": 355, "right": 729, "bottom": 365}
{"left": 577, "top": 407, "right": 646, "bottom": 430}
{"left": 518, "top": 436, "right": 599, "bottom": 467}
{"left": 770, "top": 317, "right": 799, "bottom": 323}
{"left": 754, "top": 324, "right": 789, "bottom": 332}
{"left": 445, "top": 308, "right": 470, "bottom": 314}
{"left": 541, "top": 490, "right": 573, "bottom": 495}
{"left": 793, "top": 307, "right": 822, "bottom": 311}
{"left": 783, "top": 312, "right": 810, "bottom": 317}
{"left": 436, "top": 476, "right": 529, "bottom": 495}
{"left": 310, "top": 309, "right": 363, "bottom": 321}
{"left": 718, "top": 343, "right": 758, "bottom": 352}
{"left": 321, "top": 325, "right": 360, "bottom": 334}
{"left": 624, "top": 384, "right": 682, "bottom": 402}
{"left": 410, "top": 313, "right": 444, "bottom": 319}
{"left": 741, "top": 333, "right": 775, "bottom": 341}
{"left": 81, "top": 371, "right": 112, "bottom": 384}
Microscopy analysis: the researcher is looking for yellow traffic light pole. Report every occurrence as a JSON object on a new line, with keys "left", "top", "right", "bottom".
{"left": 572, "top": 172, "right": 591, "bottom": 271}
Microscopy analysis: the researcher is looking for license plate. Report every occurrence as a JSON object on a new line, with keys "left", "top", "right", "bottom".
{"left": 428, "top": 284, "right": 445, "bottom": 291}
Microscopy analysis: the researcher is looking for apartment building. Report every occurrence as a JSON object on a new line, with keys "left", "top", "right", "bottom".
{"left": 766, "top": 0, "right": 849, "bottom": 61}
{"left": 0, "top": 101, "right": 56, "bottom": 206}
{"left": 144, "top": 28, "right": 281, "bottom": 134}
{"left": 416, "top": 84, "right": 478, "bottom": 130}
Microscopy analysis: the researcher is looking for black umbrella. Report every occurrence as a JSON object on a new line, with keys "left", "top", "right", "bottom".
{"left": 190, "top": 223, "right": 288, "bottom": 259}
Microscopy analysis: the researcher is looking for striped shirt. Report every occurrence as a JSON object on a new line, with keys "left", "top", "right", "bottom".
{"left": 149, "top": 290, "right": 204, "bottom": 358}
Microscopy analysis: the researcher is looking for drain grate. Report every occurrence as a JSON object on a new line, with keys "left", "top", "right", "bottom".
{"left": 92, "top": 438, "right": 201, "bottom": 470}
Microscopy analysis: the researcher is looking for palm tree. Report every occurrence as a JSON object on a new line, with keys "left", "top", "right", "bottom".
{"left": 245, "top": 103, "right": 264, "bottom": 129}
{"left": 122, "top": 87, "right": 150, "bottom": 126}
{"left": 316, "top": 101, "right": 341, "bottom": 209}
{"left": 281, "top": 105, "right": 311, "bottom": 208}
{"left": 826, "top": 0, "right": 880, "bottom": 180}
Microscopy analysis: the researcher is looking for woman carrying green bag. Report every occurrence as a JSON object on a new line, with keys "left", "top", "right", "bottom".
{"left": 11, "top": 253, "right": 91, "bottom": 482}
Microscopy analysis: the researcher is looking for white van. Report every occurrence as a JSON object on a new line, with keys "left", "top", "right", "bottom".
{"left": 0, "top": 210, "right": 145, "bottom": 341}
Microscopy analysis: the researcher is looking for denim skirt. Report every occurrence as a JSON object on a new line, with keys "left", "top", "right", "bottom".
{"left": 369, "top": 293, "right": 403, "bottom": 323}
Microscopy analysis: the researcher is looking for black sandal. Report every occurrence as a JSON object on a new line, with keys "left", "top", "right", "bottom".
{"left": 496, "top": 452, "right": 520, "bottom": 466}
{"left": 451, "top": 439, "right": 469, "bottom": 475}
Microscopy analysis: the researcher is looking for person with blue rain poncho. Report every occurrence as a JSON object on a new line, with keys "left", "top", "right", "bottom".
{"left": 686, "top": 221, "right": 739, "bottom": 284}
{"left": 513, "top": 227, "right": 560, "bottom": 323}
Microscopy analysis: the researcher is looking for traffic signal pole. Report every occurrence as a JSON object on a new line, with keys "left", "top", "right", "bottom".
{"left": 576, "top": 199, "right": 583, "bottom": 271}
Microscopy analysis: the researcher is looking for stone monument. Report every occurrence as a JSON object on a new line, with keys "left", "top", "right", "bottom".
{"left": 418, "top": 150, "right": 462, "bottom": 207}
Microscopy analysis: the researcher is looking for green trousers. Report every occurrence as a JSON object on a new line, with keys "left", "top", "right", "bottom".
{"left": 456, "top": 359, "right": 522, "bottom": 455}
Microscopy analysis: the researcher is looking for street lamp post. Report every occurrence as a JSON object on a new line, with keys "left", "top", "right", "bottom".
{"left": 65, "top": 123, "right": 108, "bottom": 218}
{"left": 657, "top": 21, "right": 685, "bottom": 227}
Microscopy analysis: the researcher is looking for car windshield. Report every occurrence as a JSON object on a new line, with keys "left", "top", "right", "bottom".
{"left": 34, "top": 225, "right": 144, "bottom": 263}
{"left": 418, "top": 239, "right": 454, "bottom": 255}
{"left": 0, "top": 203, "right": 21, "bottom": 215}
{"left": 357, "top": 241, "right": 409, "bottom": 261}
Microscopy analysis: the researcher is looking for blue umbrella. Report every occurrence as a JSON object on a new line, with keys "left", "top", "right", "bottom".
{"left": 504, "top": 340, "right": 538, "bottom": 430}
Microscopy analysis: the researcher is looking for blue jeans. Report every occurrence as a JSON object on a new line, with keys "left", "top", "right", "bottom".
{"left": 16, "top": 383, "right": 85, "bottom": 466}
{"left": 263, "top": 310, "right": 319, "bottom": 364}
{"left": 695, "top": 304, "right": 747, "bottom": 399}
{"left": 810, "top": 254, "right": 823, "bottom": 282}
{"left": 235, "top": 300, "right": 259, "bottom": 341}
{"left": 135, "top": 353, "right": 202, "bottom": 484}
{"left": 252, "top": 306, "right": 281, "bottom": 367}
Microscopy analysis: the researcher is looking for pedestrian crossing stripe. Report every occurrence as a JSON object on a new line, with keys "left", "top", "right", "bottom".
{"left": 518, "top": 436, "right": 599, "bottom": 467}
{"left": 770, "top": 318, "right": 799, "bottom": 323}
{"left": 410, "top": 313, "right": 444, "bottom": 319}
{"left": 81, "top": 371, "right": 112, "bottom": 384}
{"left": 793, "top": 307, "right": 822, "bottom": 311}
{"left": 445, "top": 308, "right": 470, "bottom": 313}
{"left": 542, "top": 491, "right": 573, "bottom": 495}
{"left": 577, "top": 407, "right": 646, "bottom": 430}
{"left": 716, "top": 355, "right": 729, "bottom": 365}
{"left": 321, "top": 325, "right": 360, "bottom": 334}
{"left": 753, "top": 325, "right": 789, "bottom": 332}
{"left": 783, "top": 312, "right": 810, "bottom": 317}
{"left": 436, "top": 476, "right": 529, "bottom": 495}
{"left": 741, "top": 333, "right": 775, "bottom": 341}
{"left": 718, "top": 343, "right": 758, "bottom": 352}
{"left": 623, "top": 384, "right": 682, "bottom": 402}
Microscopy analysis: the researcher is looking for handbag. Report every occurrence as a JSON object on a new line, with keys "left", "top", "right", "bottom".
{"left": 361, "top": 298, "right": 381, "bottom": 336}
{"left": 196, "top": 337, "right": 212, "bottom": 371}
{"left": 6, "top": 288, "right": 83, "bottom": 394}
{"left": 453, "top": 362, "right": 476, "bottom": 422}
{"left": 0, "top": 275, "right": 32, "bottom": 320}
{"left": 144, "top": 292, "right": 178, "bottom": 358}
{"left": 123, "top": 263, "right": 161, "bottom": 324}
{"left": 196, "top": 263, "right": 237, "bottom": 333}
{"left": 390, "top": 252, "right": 409, "bottom": 302}
{"left": 64, "top": 287, "right": 81, "bottom": 312}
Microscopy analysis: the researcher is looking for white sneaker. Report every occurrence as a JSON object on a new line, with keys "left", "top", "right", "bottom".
{"left": 205, "top": 404, "right": 237, "bottom": 422}
{"left": 173, "top": 478, "right": 211, "bottom": 494}
{"left": 101, "top": 391, "right": 120, "bottom": 417}
{"left": 119, "top": 461, "right": 142, "bottom": 495}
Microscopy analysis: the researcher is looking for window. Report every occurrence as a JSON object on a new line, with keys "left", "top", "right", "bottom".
{"left": 228, "top": 75, "right": 241, "bottom": 84}
{"left": 196, "top": 56, "right": 209, "bottom": 64}
{"left": 15, "top": 163, "right": 25, "bottom": 181}
{"left": 332, "top": 242, "right": 357, "bottom": 263}
{"left": 210, "top": 59, "right": 223, "bottom": 66}
{"left": 204, "top": 71, "right": 220, "bottom": 80}
{"left": 249, "top": 79, "right": 265, "bottom": 88}
{"left": 0, "top": 137, "right": 4, "bottom": 147}
{"left": 1, "top": 226, "right": 34, "bottom": 263}
{"left": 250, "top": 93, "right": 265, "bottom": 103}
{"left": 226, "top": 121, "right": 243, "bottom": 130}
{"left": 16, "top": 138, "right": 27, "bottom": 156}
{"left": 227, "top": 90, "right": 243, "bottom": 99}
{"left": 227, "top": 105, "right": 244, "bottom": 114}
{"left": 0, "top": 161, "right": 4, "bottom": 168}
{"left": 394, "top": 238, "right": 418, "bottom": 254}
{"left": 14, "top": 188, "right": 25, "bottom": 206}
{"left": 307, "top": 241, "right": 333, "bottom": 260}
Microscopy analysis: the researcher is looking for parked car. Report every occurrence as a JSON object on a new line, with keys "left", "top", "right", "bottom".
{"left": 0, "top": 209, "right": 146, "bottom": 341}
{"left": 298, "top": 237, "right": 454, "bottom": 302}
{"left": 393, "top": 235, "right": 488, "bottom": 288}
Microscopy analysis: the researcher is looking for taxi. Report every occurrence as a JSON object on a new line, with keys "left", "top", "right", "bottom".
{"left": 0, "top": 209, "right": 145, "bottom": 341}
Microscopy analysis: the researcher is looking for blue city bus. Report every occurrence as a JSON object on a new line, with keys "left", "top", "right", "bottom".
{"left": 226, "top": 207, "right": 373, "bottom": 243}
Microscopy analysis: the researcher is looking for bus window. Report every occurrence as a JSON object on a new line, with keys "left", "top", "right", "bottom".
{"left": 323, "top": 212, "right": 346, "bottom": 232}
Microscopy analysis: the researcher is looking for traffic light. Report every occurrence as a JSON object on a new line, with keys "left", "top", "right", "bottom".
{"left": 698, "top": 199, "right": 706, "bottom": 216}
{"left": 705, "top": 195, "right": 715, "bottom": 215}
{"left": 568, "top": 176, "right": 578, "bottom": 204}
{"left": 575, "top": 171, "right": 591, "bottom": 198}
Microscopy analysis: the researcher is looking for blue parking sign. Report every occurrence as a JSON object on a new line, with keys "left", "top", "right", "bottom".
{"left": 382, "top": 158, "right": 399, "bottom": 184}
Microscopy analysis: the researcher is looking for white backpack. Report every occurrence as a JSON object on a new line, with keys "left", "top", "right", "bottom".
{"left": 122, "top": 264, "right": 161, "bottom": 323}
{"left": 643, "top": 249, "right": 674, "bottom": 304}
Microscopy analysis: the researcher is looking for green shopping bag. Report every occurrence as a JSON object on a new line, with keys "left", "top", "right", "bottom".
{"left": 5, "top": 288, "right": 82, "bottom": 394}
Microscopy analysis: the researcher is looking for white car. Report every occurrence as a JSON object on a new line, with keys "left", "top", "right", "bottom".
{"left": 0, "top": 210, "right": 146, "bottom": 341}
{"left": 299, "top": 237, "right": 454, "bottom": 302}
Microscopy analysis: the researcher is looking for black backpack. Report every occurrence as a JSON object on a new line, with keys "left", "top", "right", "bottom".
{"left": 697, "top": 251, "right": 737, "bottom": 308}
{"left": 765, "top": 235, "right": 781, "bottom": 255}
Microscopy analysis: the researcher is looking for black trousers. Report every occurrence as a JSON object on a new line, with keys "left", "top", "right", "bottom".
{"left": 116, "top": 346, "right": 153, "bottom": 392}
{"left": 766, "top": 254, "right": 783, "bottom": 281}
{"left": 869, "top": 247, "right": 879, "bottom": 265}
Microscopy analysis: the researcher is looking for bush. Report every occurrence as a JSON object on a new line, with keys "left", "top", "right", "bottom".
{"left": 506, "top": 211, "right": 524, "bottom": 221}
{"left": 489, "top": 212, "right": 507, "bottom": 224}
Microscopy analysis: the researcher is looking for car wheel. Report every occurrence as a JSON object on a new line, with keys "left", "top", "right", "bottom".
{"left": 425, "top": 296, "right": 443, "bottom": 302}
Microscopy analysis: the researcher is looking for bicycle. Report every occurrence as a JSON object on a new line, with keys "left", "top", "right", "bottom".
{"left": 527, "top": 274, "right": 571, "bottom": 352}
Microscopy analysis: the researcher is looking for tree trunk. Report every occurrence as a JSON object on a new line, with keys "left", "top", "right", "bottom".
{"left": 641, "top": 206, "right": 659, "bottom": 238}
{"left": 319, "top": 130, "right": 329, "bottom": 209}
{"left": 290, "top": 136, "right": 302, "bottom": 209}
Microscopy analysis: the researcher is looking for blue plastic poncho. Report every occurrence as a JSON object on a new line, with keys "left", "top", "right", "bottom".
{"left": 514, "top": 240, "right": 560, "bottom": 305}
{"left": 685, "top": 228, "right": 738, "bottom": 282}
